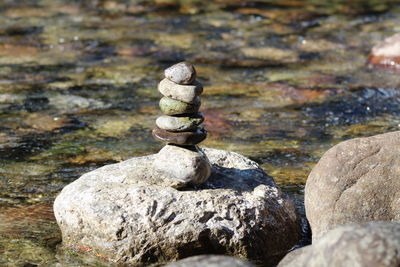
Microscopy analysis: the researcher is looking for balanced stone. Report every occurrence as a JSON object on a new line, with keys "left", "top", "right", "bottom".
{"left": 158, "top": 78, "right": 203, "bottom": 104}
{"left": 164, "top": 62, "right": 196, "bottom": 85}
{"left": 152, "top": 126, "right": 207, "bottom": 145}
{"left": 153, "top": 145, "right": 211, "bottom": 185}
{"left": 159, "top": 96, "right": 200, "bottom": 115}
{"left": 156, "top": 113, "right": 204, "bottom": 132}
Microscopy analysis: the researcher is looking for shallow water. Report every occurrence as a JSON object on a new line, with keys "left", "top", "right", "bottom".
{"left": 1, "top": 0, "right": 400, "bottom": 266}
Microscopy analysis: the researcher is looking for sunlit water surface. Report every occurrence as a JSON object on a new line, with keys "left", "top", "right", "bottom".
{"left": 1, "top": 0, "right": 400, "bottom": 266}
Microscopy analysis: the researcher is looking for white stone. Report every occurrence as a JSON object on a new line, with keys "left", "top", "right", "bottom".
{"left": 164, "top": 62, "right": 196, "bottom": 85}
{"left": 158, "top": 78, "right": 203, "bottom": 104}
{"left": 153, "top": 145, "right": 211, "bottom": 185}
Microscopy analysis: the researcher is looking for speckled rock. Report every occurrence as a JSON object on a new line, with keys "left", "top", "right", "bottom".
{"left": 165, "top": 255, "right": 254, "bottom": 267}
{"left": 152, "top": 126, "right": 207, "bottom": 145}
{"left": 156, "top": 113, "right": 204, "bottom": 132}
{"left": 158, "top": 78, "right": 203, "bottom": 104}
{"left": 305, "top": 131, "right": 400, "bottom": 240}
{"left": 278, "top": 222, "right": 400, "bottom": 267}
{"left": 159, "top": 96, "right": 200, "bottom": 115}
{"left": 154, "top": 145, "right": 211, "bottom": 185}
{"left": 164, "top": 62, "right": 196, "bottom": 85}
{"left": 54, "top": 148, "right": 300, "bottom": 266}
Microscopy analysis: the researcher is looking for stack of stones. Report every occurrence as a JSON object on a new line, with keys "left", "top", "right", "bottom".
{"left": 152, "top": 62, "right": 211, "bottom": 187}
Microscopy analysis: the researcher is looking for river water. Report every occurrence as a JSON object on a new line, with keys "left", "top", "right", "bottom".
{"left": 1, "top": 0, "right": 400, "bottom": 266}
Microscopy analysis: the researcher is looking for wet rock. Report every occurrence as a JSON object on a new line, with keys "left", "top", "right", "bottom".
{"left": 48, "top": 94, "right": 111, "bottom": 113}
{"left": 23, "top": 96, "right": 49, "bottom": 112}
{"left": 152, "top": 126, "right": 207, "bottom": 145}
{"left": 159, "top": 96, "right": 201, "bottom": 115}
{"left": 156, "top": 114, "right": 204, "bottom": 132}
{"left": 165, "top": 255, "right": 254, "bottom": 267}
{"left": 154, "top": 145, "right": 211, "bottom": 186}
{"left": 278, "top": 222, "right": 400, "bottom": 267}
{"left": 241, "top": 47, "right": 298, "bottom": 64}
{"left": 54, "top": 148, "right": 300, "bottom": 266}
{"left": 369, "top": 33, "right": 400, "bottom": 71}
{"left": 158, "top": 78, "right": 203, "bottom": 104}
{"left": 23, "top": 113, "right": 68, "bottom": 133}
{"left": 164, "top": 62, "right": 196, "bottom": 85}
{"left": 305, "top": 131, "right": 400, "bottom": 240}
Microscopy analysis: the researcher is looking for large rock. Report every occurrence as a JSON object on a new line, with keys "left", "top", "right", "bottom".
{"left": 165, "top": 255, "right": 254, "bottom": 267}
{"left": 305, "top": 131, "right": 400, "bottom": 239}
{"left": 278, "top": 222, "right": 400, "bottom": 267}
{"left": 54, "top": 148, "right": 300, "bottom": 266}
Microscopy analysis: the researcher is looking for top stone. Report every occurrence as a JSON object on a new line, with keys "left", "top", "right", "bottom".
{"left": 165, "top": 62, "right": 196, "bottom": 85}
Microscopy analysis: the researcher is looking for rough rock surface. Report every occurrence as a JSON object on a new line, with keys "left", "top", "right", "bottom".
{"left": 54, "top": 148, "right": 300, "bottom": 266}
{"left": 164, "top": 62, "right": 196, "bottom": 84}
{"left": 305, "top": 131, "right": 400, "bottom": 239}
{"left": 158, "top": 78, "right": 203, "bottom": 104}
{"left": 278, "top": 222, "right": 400, "bottom": 267}
{"left": 165, "top": 255, "right": 254, "bottom": 267}
{"left": 154, "top": 145, "right": 211, "bottom": 185}
{"left": 369, "top": 33, "right": 400, "bottom": 70}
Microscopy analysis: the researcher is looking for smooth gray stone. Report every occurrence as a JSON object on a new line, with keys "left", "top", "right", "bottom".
{"left": 305, "top": 131, "right": 400, "bottom": 240}
{"left": 278, "top": 222, "right": 400, "bottom": 267}
{"left": 54, "top": 148, "right": 300, "bottom": 266}
{"left": 165, "top": 255, "right": 254, "bottom": 267}
{"left": 153, "top": 145, "right": 211, "bottom": 185}
{"left": 156, "top": 114, "right": 204, "bottom": 132}
{"left": 159, "top": 96, "right": 200, "bottom": 116}
{"left": 158, "top": 78, "right": 203, "bottom": 104}
{"left": 164, "top": 62, "right": 196, "bottom": 85}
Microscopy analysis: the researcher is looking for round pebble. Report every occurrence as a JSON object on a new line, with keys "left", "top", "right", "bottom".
{"left": 164, "top": 62, "right": 196, "bottom": 85}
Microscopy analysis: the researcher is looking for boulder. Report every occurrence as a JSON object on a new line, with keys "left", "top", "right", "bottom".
{"left": 54, "top": 148, "right": 300, "bottom": 266}
{"left": 368, "top": 33, "right": 400, "bottom": 71}
{"left": 165, "top": 255, "right": 254, "bottom": 267}
{"left": 305, "top": 131, "right": 400, "bottom": 239}
{"left": 278, "top": 221, "right": 400, "bottom": 267}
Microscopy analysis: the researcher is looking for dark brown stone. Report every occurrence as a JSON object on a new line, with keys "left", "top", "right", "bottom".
{"left": 152, "top": 126, "right": 207, "bottom": 145}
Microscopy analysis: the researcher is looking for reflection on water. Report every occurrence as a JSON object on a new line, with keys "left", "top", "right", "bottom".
{"left": 1, "top": 0, "right": 400, "bottom": 265}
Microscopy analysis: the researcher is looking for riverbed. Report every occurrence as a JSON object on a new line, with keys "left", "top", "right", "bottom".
{"left": 1, "top": 0, "right": 400, "bottom": 266}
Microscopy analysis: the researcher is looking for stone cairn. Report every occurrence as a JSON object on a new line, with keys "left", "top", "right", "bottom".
{"left": 152, "top": 62, "right": 212, "bottom": 186}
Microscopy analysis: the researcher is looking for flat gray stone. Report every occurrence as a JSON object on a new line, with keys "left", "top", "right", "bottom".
{"left": 278, "top": 222, "right": 400, "bottom": 267}
{"left": 152, "top": 126, "right": 207, "bottom": 146}
{"left": 164, "top": 62, "right": 196, "bottom": 85}
{"left": 305, "top": 131, "right": 400, "bottom": 240}
{"left": 158, "top": 78, "right": 203, "bottom": 104}
{"left": 165, "top": 255, "right": 254, "bottom": 267}
{"left": 54, "top": 148, "right": 300, "bottom": 266}
{"left": 156, "top": 114, "right": 204, "bottom": 132}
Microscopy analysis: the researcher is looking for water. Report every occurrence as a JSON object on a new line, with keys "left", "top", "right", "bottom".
{"left": 1, "top": 0, "right": 400, "bottom": 266}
